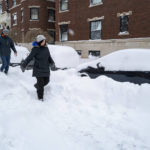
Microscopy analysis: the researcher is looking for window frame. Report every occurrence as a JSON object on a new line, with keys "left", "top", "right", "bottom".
{"left": 59, "top": 0, "right": 68, "bottom": 12}
{"left": 90, "top": 0, "right": 102, "bottom": 6}
{"left": 30, "top": 8, "right": 39, "bottom": 20}
{"left": 90, "top": 20, "right": 102, "bottom": 40}
{"left": 120, "top": 15, "right": 129, "bottom": 33}
{"left": 0, "top": 3, "right": 2, "bottom": 14}
{"left": 48, "top": 9, "right": 55, "bottom": 22}
{"left": 21, "top": 10, "right": 24, "bottom": 22}
{"left": 12, "top": 12, "right": 17, "bottom": 26}
{"left": 60, "top": 24, "right": 68, "bottom": 42}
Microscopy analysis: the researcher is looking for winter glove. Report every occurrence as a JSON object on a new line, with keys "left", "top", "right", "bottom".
{"left": 50, "top": 63, "right": 57, "bottom": 71}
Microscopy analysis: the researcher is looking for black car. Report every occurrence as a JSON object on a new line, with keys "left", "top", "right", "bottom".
{"left": 78, "top": 49, "right": 150, "bottom": 84}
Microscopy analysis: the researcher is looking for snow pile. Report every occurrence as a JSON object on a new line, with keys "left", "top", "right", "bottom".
{"left": 11, "top": 46, "right": 29, "bottom": 63}
{"left": 48, "top": 45, "right": 80, "bottom": 68}
{"left": 0, "top": 66, "right": 150, "bottom": 150}
{"left": 77, "top": 49, "right": 150, "bottom": 71}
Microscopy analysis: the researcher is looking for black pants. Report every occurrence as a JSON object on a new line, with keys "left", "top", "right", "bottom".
{"left": 35, "top": 77, "right": 49, "bottom": 99}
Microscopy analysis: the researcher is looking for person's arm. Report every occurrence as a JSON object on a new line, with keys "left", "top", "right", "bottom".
{"left": 21, "top": 47, "right": 37, "bottom": 68}
{"left": 10, "top": 39, "right": 17, "bottom": 55}
{"left": 48, "top": 53, "right": 56, "bottom": 70}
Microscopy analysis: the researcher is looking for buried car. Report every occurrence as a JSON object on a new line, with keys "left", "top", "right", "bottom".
{"left": 77, "top": 49, "right": 150, "bottom": 84}
{"left": 0, "top": 44, "right": 80, "bottom": 70}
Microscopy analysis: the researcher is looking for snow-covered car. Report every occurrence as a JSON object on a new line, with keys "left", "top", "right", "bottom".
{"left": 0, "top": 44, "right": 80, "bottom": 69}
{"left": 77, "top": 49, "right": 150, "bottom": 84}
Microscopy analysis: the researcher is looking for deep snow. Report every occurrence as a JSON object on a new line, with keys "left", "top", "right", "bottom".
{"left": 0, "top": 66, "right": 150, "bottom": 150}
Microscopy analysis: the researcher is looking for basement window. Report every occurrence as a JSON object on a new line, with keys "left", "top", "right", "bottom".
{"left": 60, "top": 24, "right": 68, "bottom": 41}
{"left": 89, "top": 50, "right": 100, "bottom": 57}
{"left": 90, "top": 20, "right": 101, "bottom": 40}
{"left": 60, "top": 0, "right": 68, "bottom": 11}
{"left": 120, "top": 15, "right": 129, "bottom": 33}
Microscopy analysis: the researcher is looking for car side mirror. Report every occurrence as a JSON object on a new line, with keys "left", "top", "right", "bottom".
{"left": 97, "top": 63, "right": 105, "bottom": 71}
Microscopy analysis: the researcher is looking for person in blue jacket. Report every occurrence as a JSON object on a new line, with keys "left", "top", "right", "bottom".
{"left": 0, "top": 29, "right": 17, "bottom": 74}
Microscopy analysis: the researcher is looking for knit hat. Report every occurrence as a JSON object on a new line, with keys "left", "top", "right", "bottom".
{"left": 36, "top": 35, "right": 46, "bottom": 43}
{"left": 3, "top": 29, "right": 9, "bottom": 35}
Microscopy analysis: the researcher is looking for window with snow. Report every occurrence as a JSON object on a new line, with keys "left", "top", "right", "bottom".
{"left": 120, "top": 15, "right": 129, "bottom": 33}
{"left": 30, "top": 8, "right": 39, "bottom": 20}
{"left": 12, "top": 13, "right": 17, "bottom": 25}
{"left": 48, "top": 9, "right": 55, "bottom": 22}
{"left": 60, "top": 24, "right": 68, "bottom": 41}
{"left": 12, "top": 0, "right": 16, "bottom": 7}
{"left": 89, "top": 50, "right": 100, "bottom": 57}
{"left": 60, "top": 0, "right": 68, "bottom": 11}
{"left": 0, "top": 3, "right": 2, "bottom": 14}
{"left": 90, "top": 20, "right": 101, "bottom": 40}
{"left": 90, "top": 0, "right": 102, "bottom": 5}
{"left": 21, "top": 10, "right": 24, "bottom": 22}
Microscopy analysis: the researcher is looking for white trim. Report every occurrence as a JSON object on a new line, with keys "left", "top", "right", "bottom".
{"left": 58, "top": 21, "right": 71, "bottom": 25}
{"left": 47, "top": 7, "right": 55, "bottom": 10}
{"left": 47, "top": 29, "right": 56, "bottom": 31}
{"left": 87, "top": 16, "right": 104, "bottom": 22}
{"left": 59, "top": 10, "right": 69, "bottom": 13}
{"left": 48, "top": 20, "right": 55, "bottom": 23}
{"left": 9, "top": 4, "right": 21, "bottom": 11}
{"left": 21, "top": 7, "right": 24, "bottom": 10}
{"left": 117, "top": 11, "right": 132, "bottom": 17}
{"left": 21, "top": 29, "right": 24, "bottom": 31}
{"left": 47, "top": 0, "right": 55, "bottom": 2}
{"left": 89, "top": 2, "right": 103, "bottom": 8}
{"left": 29, "top": 28, "right": 40, "bottom": 31}
{"left": 29, "top": 20, "right": 39, "bottom": 22}
{"left": 21, "top": 0, "right": 26, "bottom": 2}
{"left": 118, "top": 32, "right": 130, "bottom": 36}
{"left": 28, "top": 6, "right": 40, "bottom": 8}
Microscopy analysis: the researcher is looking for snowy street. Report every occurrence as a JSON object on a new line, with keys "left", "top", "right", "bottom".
{"left": 0, "top": 66, "right": 150, "bottom": 150}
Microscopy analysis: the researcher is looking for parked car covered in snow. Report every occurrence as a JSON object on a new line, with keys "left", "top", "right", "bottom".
{"left": 0, "top": 44, "right": 80, "bottom": 69}
{"left": 77, "top": 49, "right": 150, "bottom": 84}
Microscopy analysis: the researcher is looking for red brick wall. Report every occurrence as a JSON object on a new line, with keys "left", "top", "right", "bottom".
{"left": 55, "top": 0, "right": 150, "bottom": 41}
{"left": 8, "top": 0, "right": 55, "bottom": 41}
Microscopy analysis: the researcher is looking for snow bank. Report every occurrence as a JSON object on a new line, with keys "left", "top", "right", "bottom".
{"left": 77, "top": 49, "right": 150, "bottom": 71}
{"left": 48, "top": 45, "right": 80, "bottom": 68}
{"left": 0, "top": 66, "right": 150, "bottom": 150}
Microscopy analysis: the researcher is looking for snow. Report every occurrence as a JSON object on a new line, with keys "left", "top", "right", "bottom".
{"left": 77, "top": 49, "right": 150, "bottom": 71}
{"left": 0, "top": 47, "right": 150, "bottom": 150}
{"left": 48, "top": 44, "right": 80, "bottom": 68}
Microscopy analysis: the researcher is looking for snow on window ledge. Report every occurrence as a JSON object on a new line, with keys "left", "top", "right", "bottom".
{"left": 29, "top": 19, "right": 39, "bottom": 21}
{"left": 13, "top": 24, "right": 17, "bottom": 26}
{"left": 48, "top": 20, "right": 56, "bottom": 23}
{"left": 118, "top": 32, "right": 129, "bottom": 36}
{"left": 89, "top": 2, "right": 103, "bottom": 8}
{"left": 59, "top": 10, "right": 69, "bottom": 13}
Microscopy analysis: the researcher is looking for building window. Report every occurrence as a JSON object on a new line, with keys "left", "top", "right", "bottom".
{"left": 60, "top": 0, "right": 68, "bottom": 11}
{"left": 48, "top": 9, "right": 55, "bottom": 22}
{"left": 89, "top": 50, "right": 100, "bottom": 57}
{"left": 12, "top": 0, "right": 16, "bottom": 7}
{"left": 90, "top": 0, "right": 102, "bottom": 5}
{"left": 12, "top": 13, "right": 17, "bottom": 25}
{"left": 60, "top": 24, "right": 68, "bottom": 41}
{"left": 21, "top": 10, "right": 24, "bottom": 22}
{"left": 30, "top": 8, "right": 39, "bottom": 20}
{"left": 90, "top": 20, "right": 101, "bottom": 40}
{"left": 48, "top": 30, "right": 55, "bottom": 43}
{"left": 120, "top": 15, "right": 129, "bottom": 33}
{"left": 0, "top": 24, "right": 3, "bottom": 29}
{"left": 0, "top": 3, "right": 2, "bottom": 14}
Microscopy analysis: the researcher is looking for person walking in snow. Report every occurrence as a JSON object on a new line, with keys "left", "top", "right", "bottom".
{"left": 0, "top": 29, "right": 17, "bottom": 74}
{"left": 20, "top": 35, "right": 56, "bottom": 101}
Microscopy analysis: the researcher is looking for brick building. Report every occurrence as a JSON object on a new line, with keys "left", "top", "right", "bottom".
{"left": 55, "top": 0, "right": 150, "bottom": 57}
{"left": 0, "top": 0, "right": 55, "bottom": 43}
